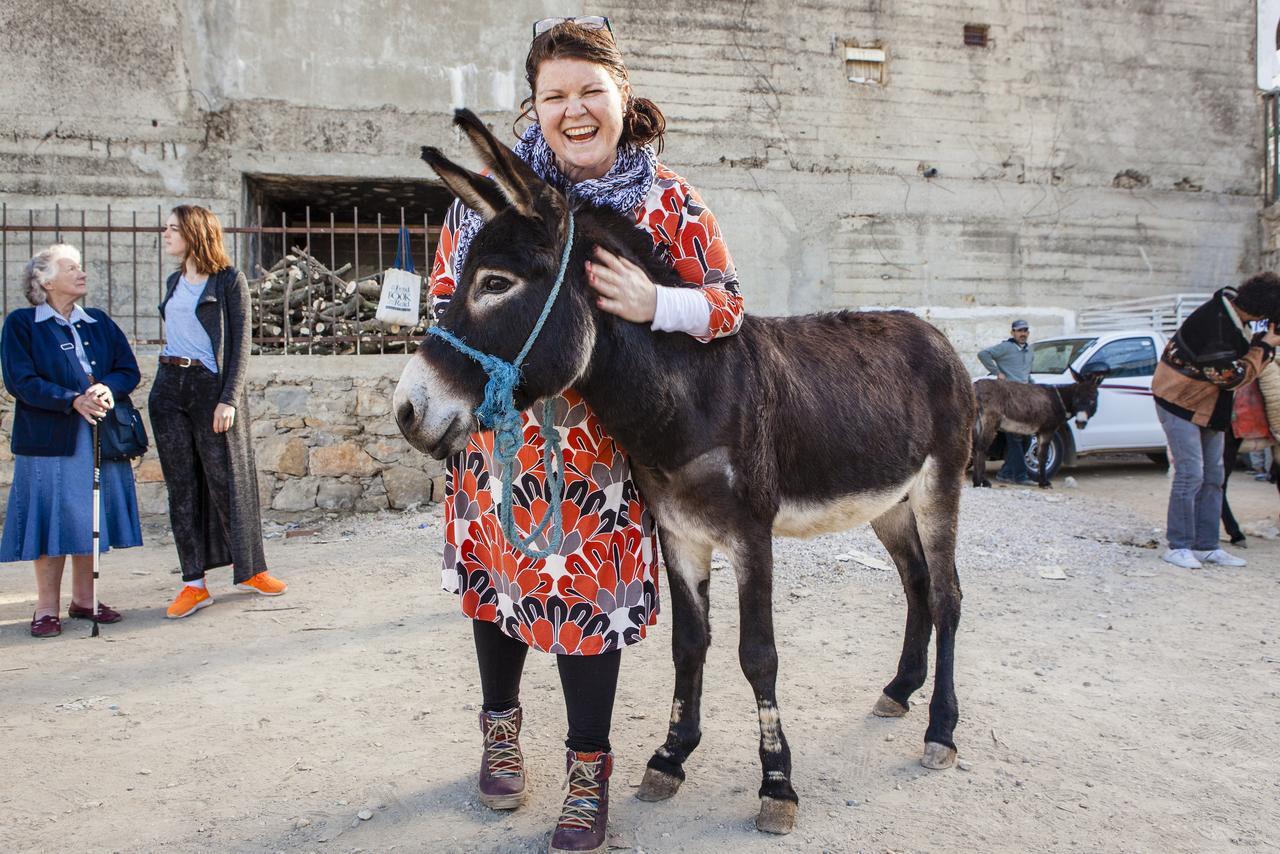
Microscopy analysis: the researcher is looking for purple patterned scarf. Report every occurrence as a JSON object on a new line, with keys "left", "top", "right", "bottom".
{"left": 450, "top": 123, "right": 657, "bottom": 280}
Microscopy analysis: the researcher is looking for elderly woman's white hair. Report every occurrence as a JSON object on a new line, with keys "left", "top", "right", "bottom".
{"left": 23, "top": 244, "right": 82, "bottom": 306}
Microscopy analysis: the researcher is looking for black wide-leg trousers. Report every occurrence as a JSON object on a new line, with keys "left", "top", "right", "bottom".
{"left": 148, "top": 364, "right": 248, "bottom": 583}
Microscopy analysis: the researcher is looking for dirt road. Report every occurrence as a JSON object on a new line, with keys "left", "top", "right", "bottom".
{"left": 2, "top": 460, "right": 1277, "bottom": 853}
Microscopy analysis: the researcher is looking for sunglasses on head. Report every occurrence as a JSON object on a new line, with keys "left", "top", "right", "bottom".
{"left": 533, "top": 15, "right": 612, "bottom": 38}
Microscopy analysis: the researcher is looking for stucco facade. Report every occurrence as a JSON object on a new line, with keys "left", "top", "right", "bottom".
{"left": 0, "top": 0, "right": 1266, "bottom": 358}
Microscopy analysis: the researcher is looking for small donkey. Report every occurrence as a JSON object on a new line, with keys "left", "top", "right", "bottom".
{"left": 971, "top": 369, "right": 1107, "bottom": 488}
{"left": 395, "top": 109, "right": 976, "bottom": 835}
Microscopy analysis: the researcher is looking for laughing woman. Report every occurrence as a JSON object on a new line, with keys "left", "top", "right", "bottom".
{"left": 428, "top": 19, "right": 744, "bottom": 853}
{"left": 151, "top": 205, "right": 286, "bottom": 619}
{"left": 1, "top": 245, "right": 143, "bottom": 637}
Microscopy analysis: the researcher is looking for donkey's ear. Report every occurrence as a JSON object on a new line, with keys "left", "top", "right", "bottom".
{"left": 420, "top": 146, "right": 509, "bottom": 221}
{"left": 452, "top": 108, "right": 547, "bottom": 218}
{"left": 1069, "top": 367, "right": 1083, "bottom": 382}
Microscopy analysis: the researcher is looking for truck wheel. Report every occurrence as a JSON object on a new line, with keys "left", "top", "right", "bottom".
{"left": 1146, "top": 452, "right": 1169, "bottom": 469}
{"left": 1025, "top": 433, "right": 1064, "bottom": 480}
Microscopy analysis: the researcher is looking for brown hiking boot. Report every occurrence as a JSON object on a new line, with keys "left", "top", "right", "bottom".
{"left": 478, "top": 707, "right": 526, "bottom": 809}
{"left": 549, "top": 750, "right": 612, "bottom": 854}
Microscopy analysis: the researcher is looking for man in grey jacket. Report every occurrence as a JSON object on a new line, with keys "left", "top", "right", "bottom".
{"left": 978, "top": 320, "right": 1036, "bottom": 484}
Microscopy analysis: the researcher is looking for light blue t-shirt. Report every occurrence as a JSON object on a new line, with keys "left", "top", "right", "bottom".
{"left": 161, "top": 275, "right": 218, "bottom": 373}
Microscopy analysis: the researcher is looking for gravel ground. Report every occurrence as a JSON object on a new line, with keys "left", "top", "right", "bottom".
{"left": 2, "top": 468, "right": 1278, "bottom": 853}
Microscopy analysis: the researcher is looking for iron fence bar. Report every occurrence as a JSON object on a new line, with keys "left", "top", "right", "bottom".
{"left": 354, "top": 205, "right": 360, "bottom": 356}
{"left": 79, "top": 210, "right": 86, "bottom": 307}
{"left": 305, "top": 206, "right": 313, "bottom": 354}
{"left": 282, "top": 209, "right": 290, "bottom": 353}
{"left": 157, "top": 206, "right": 163, "bottom": 332}
{"left": 54, "top": 203, "right": 60, "bottom": 245}
{"left": 256, "top": 205, "right": 263, "bottom": 348}
{"left": 1265, "top": 95, "right": 1271, "bottom": 205}
{"left": 131, "top": 211, "right": 138, "bottom": 340}
{"left": 378, "top": 211, "right": 385, "bottom": 355}
{"left": 106, "top": 206, "right": 113, "bottom": 315}
{"left": 1273, "top": 93, "right": 1279, "bottom": 206}
{"left": 230, "top": 209, "right": 239, "bottom": 277}
{"left": 28, "top": 209, "right": 34, "bottom": 257}
{"left": 2, "top": 202, "right": 7, "bottom": 316}
{"left": 329, "top": 210, "right": 337, "bottom": 342}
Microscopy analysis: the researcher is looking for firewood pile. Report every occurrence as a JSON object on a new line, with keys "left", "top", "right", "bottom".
{"left": 247, "top": 246, "right": 430, "bottom": 354}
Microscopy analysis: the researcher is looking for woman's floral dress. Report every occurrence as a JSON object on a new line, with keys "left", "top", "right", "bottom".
{"left": 429, "top": 164, "right": 745, "bottom": 654}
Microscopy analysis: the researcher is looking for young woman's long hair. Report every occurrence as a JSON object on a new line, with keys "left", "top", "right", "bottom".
{"left": 171, "top": 205, "right": 233, "bottom": 276}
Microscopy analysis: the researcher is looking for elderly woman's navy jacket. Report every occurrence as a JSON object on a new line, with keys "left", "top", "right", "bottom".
{"left": 1, "top": 306, "right": 140, "bottom": 456}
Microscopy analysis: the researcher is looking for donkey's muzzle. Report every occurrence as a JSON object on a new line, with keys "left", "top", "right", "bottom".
{"left": 393, "top": 354, "right": 475, "bottom": 460}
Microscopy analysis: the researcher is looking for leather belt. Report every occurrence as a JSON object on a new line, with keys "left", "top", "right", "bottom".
{"left": 158, "top": 355, "right": 199, "bottom": 367}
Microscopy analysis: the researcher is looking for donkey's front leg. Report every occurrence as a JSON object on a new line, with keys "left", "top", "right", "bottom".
{"left": 734, "top": 531, "right": 798, "bottom": 834}
{"left": 638, "top": 530, "right": 712, "bottom": 802}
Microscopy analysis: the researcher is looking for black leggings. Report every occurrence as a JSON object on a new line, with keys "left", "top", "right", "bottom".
{"left": 473, "top": 620, "right": 621, "bottom": 754}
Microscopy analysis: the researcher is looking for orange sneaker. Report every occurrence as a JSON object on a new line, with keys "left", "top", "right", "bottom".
{"left": 166, "top": 585, "right": 213, "bottom": 619}
{"left": 235, "top": 572, "right": 288, "bottom": 596}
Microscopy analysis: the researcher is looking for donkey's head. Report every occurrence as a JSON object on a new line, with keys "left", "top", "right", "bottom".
{"left": 1066, "top": 365, "right": 1108, "bottom": 429}
{"left": 394, "top": 109, "right": 599, "bottom": 459}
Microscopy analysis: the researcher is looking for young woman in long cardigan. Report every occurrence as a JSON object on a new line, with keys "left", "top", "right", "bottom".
{"left": 152, "top": 205, "right": 286, "bottom": 618}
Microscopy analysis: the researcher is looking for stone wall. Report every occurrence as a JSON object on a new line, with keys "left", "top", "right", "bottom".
{"left": 0, "top": 0, "right": 1266, "bottom": 350}
{"left": 0, "top": 354, "right": 444, "bottom": 519}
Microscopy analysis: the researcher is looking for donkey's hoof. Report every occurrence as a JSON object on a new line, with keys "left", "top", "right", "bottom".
{"left": 920, "top": 741, "right": 957, "bottom": 770}
{"left": 636, "top": 767, "right": 683, "bottom": 802}
{"left": 872, "top": 693, "right": 909, "bottom": 718}
{"left": 755, "top": 797, "right": 797, "bottom": 835}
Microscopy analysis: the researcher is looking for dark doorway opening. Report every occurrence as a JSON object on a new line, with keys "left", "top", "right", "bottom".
{"left": 243, "top": 174, "right": 453, "bottom": 279}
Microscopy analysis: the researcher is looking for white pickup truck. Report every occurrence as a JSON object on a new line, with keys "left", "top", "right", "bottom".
{"left": 985, "top": 330, "right": 1169, "bottom": 478}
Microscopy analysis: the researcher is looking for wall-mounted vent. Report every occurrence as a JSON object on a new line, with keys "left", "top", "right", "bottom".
{"left": 964, "top": 24, "right": 989, "bottom": 47}
{"left": 845, "top": 45, "right": 887, "bottom": 85}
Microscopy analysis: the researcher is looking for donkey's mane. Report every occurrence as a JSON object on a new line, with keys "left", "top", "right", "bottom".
{"left": 570, "top": 200, "right": 702, "bottom": 293}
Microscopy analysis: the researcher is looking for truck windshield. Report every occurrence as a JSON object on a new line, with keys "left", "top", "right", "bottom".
{"left": 1032, "top": 338, "right": 1096, "bottom": 374}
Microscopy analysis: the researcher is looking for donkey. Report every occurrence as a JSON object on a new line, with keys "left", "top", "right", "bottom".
{"left": 1222, "top": 431, "right": 1279, "bottom": 546}
{"left": 394, "top": 109, "right": 976, "bottom": 835}
{"left": 971, "top": 370, "right": 1106, "bottom": 489}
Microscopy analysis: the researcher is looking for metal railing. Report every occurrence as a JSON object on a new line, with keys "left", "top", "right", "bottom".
{"left": 1, "top": 203, "right": 440, "bottom": 354}
{"left": 1076, "top": 293, "right": 1209, "bottom": 335}
{"left": 1267, "top": 92, "right": 1279, "bottom": 206}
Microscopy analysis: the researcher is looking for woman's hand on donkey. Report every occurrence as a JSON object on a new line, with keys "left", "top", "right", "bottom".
{"left": 212, "top": 403, "right": 236, "bottom": 434}
{"left": 587, "top": 246, "right": 657, "bottom": 323}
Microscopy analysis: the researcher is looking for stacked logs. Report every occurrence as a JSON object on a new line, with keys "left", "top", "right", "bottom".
{"left": 247, "top": 246, "right": 431, "bottom": 354}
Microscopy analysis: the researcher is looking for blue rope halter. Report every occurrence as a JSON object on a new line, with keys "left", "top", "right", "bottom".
{"left": 426, "top": 212, "right": 575, "bottom": 560}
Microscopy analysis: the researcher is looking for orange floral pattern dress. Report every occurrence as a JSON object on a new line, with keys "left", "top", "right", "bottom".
{"left": 429, "top": 163, "right": 744, "bottom": 654}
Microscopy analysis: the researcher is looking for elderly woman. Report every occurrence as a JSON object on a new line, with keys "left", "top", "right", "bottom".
{"left": 1, "top": 244, "right": 143, "bottom": 637}
{"left": 428, "top": 18, "right": 744, "bottom": 853}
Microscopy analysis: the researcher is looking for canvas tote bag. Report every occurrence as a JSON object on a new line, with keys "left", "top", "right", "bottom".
{"left": 375, "top": 226, "right": 423, "bottom": 328}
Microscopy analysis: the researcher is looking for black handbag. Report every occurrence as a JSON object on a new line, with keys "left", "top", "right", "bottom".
{"left": 98, "top": 395, "right": 149, "bottom": 461}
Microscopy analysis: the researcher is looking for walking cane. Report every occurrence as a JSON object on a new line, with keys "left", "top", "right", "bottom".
{"left": 91, "top": 418, "right": 101, "bottom": 638}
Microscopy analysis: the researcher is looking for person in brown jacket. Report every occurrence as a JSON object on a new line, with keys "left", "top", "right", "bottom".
{"left": 1152, "top": 273, "right": 1280, "bottom": 569}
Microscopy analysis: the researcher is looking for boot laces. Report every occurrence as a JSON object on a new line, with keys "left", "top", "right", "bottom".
{"left": 558, "top": 755, "right": 603, "bottom": 830}
{"left": 484, "top": 713, "right": 523, "bottom": 778}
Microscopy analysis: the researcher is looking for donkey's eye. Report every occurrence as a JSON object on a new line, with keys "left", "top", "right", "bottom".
{"left": 481, "top": 274, "right": 514, "bottom": 294}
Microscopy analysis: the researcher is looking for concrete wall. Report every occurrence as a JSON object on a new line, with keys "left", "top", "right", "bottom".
{"left": 0, "top": 355, "right": 444, "bottom": 520}
{"left": 0, "top": 0, "right": 1266, "bottom": 359}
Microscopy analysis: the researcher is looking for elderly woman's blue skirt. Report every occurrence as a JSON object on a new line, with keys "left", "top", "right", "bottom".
{"left": 1, "top": 419, "right": 142, "bottom": 561}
